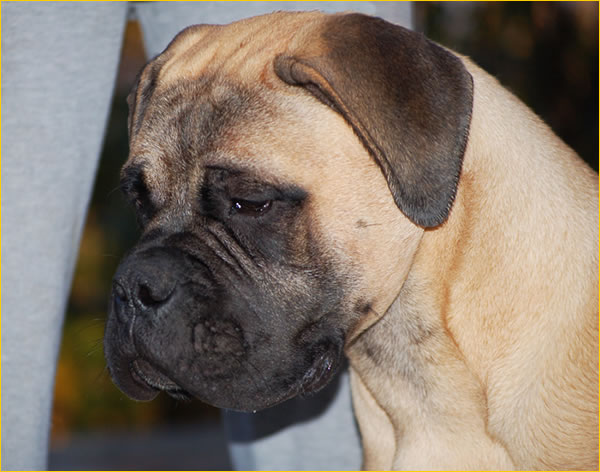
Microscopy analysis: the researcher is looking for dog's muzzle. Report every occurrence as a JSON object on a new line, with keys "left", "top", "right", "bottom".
{"left": 104, "top": 243, "right": 345, "bottom": 410}
{"left": 105, "top": 246, "right": 239, "bottom": 402}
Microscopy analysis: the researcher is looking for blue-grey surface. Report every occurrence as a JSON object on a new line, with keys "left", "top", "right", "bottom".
{"left": 49, "top": 424, "right": 232, "bottom": 471}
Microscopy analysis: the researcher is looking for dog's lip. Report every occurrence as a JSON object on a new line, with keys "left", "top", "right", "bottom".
{"left": 301, "top": 352, "right": 335, "bottom": 392}
{"left": 296, "top": 349, "right": 339, "bottom": 396}
{"left": 130, "top": 359, "right": 188, "bottom": 399}
{"left": 276, "top": 341, "right": 342, "bottom": 405}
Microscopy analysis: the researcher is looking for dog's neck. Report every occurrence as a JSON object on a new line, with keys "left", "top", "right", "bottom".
{"left": 344, "top": 153, "right": 518, "bottom": 469}
{"left": 345, "top": 260, "right": 511, "bottom": 469}
{"left": 345, "top": 60, "right": 597, "bottom": 470}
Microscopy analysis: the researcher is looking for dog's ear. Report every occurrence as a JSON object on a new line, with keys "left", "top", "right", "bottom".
{"left": 274, "top": 14, "right": 473, "bottom": 228}
{"left": 126, "top": 59, "right": 163, "bottom": 140}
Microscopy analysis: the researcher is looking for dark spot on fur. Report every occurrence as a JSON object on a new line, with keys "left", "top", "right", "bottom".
{"left": 354, "top": 299, "right": 372, "bottom": 316}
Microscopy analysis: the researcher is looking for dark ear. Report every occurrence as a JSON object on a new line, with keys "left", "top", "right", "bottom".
{"left": 126, "top": 57, "right": 166, "bottom": 140}
{"left": 274, "top": 14, "right": 473, "bottom": 228}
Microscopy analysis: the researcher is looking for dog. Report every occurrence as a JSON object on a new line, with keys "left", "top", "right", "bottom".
{"left": 104, "top": 12, "right": 598, "bottom": 470}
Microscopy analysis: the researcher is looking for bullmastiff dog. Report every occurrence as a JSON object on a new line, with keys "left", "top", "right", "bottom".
{"left": 104, "top": 11, "right": 598, "bottom": 470}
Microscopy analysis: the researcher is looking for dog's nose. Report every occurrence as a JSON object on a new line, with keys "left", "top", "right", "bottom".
{"left": 114, "top": 274, "right": 173, "bottom": 308}
{"left": 111, "top": 248, "right": 181, "bottom": 324}
{"left": 112, "top": 276, "right": 175, "bottom": 324}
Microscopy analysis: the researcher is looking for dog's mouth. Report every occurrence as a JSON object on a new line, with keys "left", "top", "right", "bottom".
{"left": 129, "top": 358, "right": 192, "bottom": 401}
{"left": 126, "top": 342, "right": 340, "bottom": 405}
{"left": 110, "top": 335, "right": 342, "bottom": 409}
{"left": 295, "top": 342, "right": 342, "bottom": 397}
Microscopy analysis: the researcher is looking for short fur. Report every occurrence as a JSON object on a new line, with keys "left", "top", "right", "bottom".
{"left": 105, "top": 12, "right": 598, "bottom": 470}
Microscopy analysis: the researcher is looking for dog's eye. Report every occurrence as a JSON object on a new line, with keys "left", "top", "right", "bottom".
{"left": 230, "top": 198, "right": 272, "bottom": 217}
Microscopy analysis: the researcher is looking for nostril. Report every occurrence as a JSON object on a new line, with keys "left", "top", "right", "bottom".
{"left": 137, "top": 283, "right": 172, "bottom": 308}
{"left": 138, "top": 284, "right": 156, "bottom": 307}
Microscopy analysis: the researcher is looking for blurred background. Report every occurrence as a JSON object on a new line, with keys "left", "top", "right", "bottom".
{"left": 49, "top": 2, "right": 598, "bottom": 470}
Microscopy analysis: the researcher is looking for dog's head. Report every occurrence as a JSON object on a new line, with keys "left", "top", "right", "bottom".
{"left": 104, "top": 12, "right": 473, "bottom": 411}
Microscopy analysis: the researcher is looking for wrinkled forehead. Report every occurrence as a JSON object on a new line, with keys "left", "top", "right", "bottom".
{"left": 130, "top": 79, "right": 257, "bottom": 154}
{"left": 155, "top": 11, "right": 326, "bottom": 86}
{"left": 124, "top": 78, "right": 276, "bottom": 196}
{"left": 122, "top": 10, "right": 357, "bottom": 201}
{"left": 124, "top": 11, "right": 330, "bottom": 179}
{"left": 125, "top": 77, "right": 337, "bottom": 184}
